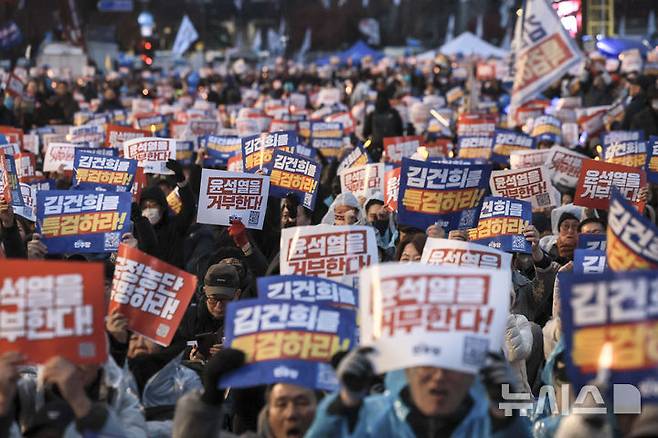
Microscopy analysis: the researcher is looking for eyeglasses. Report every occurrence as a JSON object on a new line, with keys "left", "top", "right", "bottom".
{"left": 206, "top": 295, "right": 232, "bottom": 305}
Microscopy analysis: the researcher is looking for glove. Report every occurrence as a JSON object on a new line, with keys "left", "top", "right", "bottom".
{"left": 229, "top": 219, "right": 249, "bottom": 249}
{"left": 201, "top": 348, "right": 245, "bottom": 405}
{"left": 480, "top": 351, "right": 523, "bottom": 404}
{"left": 166, "top": 159, "right": 185, "bottom": 183}
{"left": 337, "top": 347, "right": 375, "bottom": 396}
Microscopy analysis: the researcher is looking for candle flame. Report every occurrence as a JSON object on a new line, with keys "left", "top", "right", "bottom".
{"left": 598, "top": 342, "right": 613, "bottom": 370}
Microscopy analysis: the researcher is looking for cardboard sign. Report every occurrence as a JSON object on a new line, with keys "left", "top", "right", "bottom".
{"left": 0, "top": 154, "right": 23, "bottom": 206}
{"left": 280, "top": 225, "right": 378, "bottom": 287}
{"left": 490, "top": 166, "right": 559, "bottom": 210}
{"left": 560, "top": 269, "right": 658, "bottom": 401}
{"left": 123, "top": 137, "right": 176, "bottom": 174}
{"left": 0, "top": 260, "right": 107, "bottom": 364}
{"left": 197, "top": 169, "right": 269, "bottom": 230}
{"left": 241, "top": 131, "right": 297, "bottom": 173}
{"left": 457, "top": 136, "right": 494, "bottom": 160}
{"left": 339, "top": 163, "right": 385, "bottom": 199}
{"left": 421, "top": 238, "right": 512, "bottom": 270}
{"left": 574, "top": 159, "right": 647, "bottom": 211}
{"left": 607, "top": 189, "right": 658, "bottom": 271}
{"left": 109, "top": 245, "right": 197, "bottom": 346}
{"left": 36, "top": 190, "right": 132, "bottom": 254}
{"left": 72, "top": 150, "right": 137, "bottom": 192}
{"left": 219, "top": 299, "right": 357, "bottom": 391}
{"left": 105, "top": 124, "right": 150, "bottom": 148}
{"left": 337, "top": 144, "right": 370, "bottom": 174}
{"left": 384, "top": 167, "right": 401, "bottom": 212}
{"left": 397, "top": 157, "right": 491, "bottom": 231}
{"left": 264, "top": 149, "right": 321, "bottom": 211}
{"left": 256, "top": 275, "right": 358, "bottom": 309}
{"left": 509, "top": 148, "right": 552, "bottom": 170}
{"left": 383, "top": 135, "right": 422, "bottom": 164}
{"left": 492, "top": 129, "right": 535, "bottom": 165}
{"left": 646, "top": 136, "right": 658, "bottom": 184}
{"left": 205, "top": 135, "right": 241, "bottom": 166}
{"left": 467, "top": 197, "right": 532, "bottom": 253}
{"left": 546, "top": 146, "right": 588, "bottom": 188}
{"left": 359, "top": 263, "right": 510, "bottom": 374}
{"left": 573, "top": 249, "right": 607, "bottom": 274}
{"left": 43, "top": 143, "right": 79, "bottom": 172}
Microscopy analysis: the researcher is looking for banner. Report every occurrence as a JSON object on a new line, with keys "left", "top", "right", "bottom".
{"left": 421, "top": 238, "right": 512, "bottom": 270}
{"left": 43, "top": 142, "right": 79, "bottom": 172}
{"left": 572, "top": 249, "right": 607, "bottom": 274}
{"left": 359, "top": 263, "right": 510, "bottom": 374}
{"left": 280, "top": 225, "right": 378, "bottom": 287}
{"left": 219, "top": 299, "right": 357, "bottom": 391}
{"left": 509, "top": 0, "right": 584, "bottom": 119}
{"left": 0, "top": 154, "right": 24, "bottom": 207}
{"left": 646, "top": 136, "right": 658, "bottom": 184}
{"left": 607, "top": 189, "right": 658, "bottom": 271}
{"left": 574, "top": 159, "right": 646, "bottom": 211}
{"left": 241, "top": 131, "right": 297, "bottom": 173}
{"left": 0, "top": 260, "right": 107, "bottom": 364}
{"left": 578, "top": 233, "right": 607, "bottom": 251}
{"left": 36, "top": 191, "right": 131, "bottom": 254}
{"left": 257, "top": 275, "right": 358, "bottom": 309}
{"left": 383, "top": 135, "right": 422, "bottom": 164}
{"left": 510, "top": 148, "right": 552, "bottom": 170}
{"left": 105, "top": 124, "right": 150, "bottom": 148}
{"left": 492, "top": 129, "right": 535, "bottom": 164}
{"left": 384, "top": 167, "right": 401, "bottom": 212}
{"left": 397, "top": 157, "right": 491, "bottom": 231}
{"left": 560, "top": 269, "right": 658, "bottom": 401}
{"left": 265, "top": 149, "right": 321, "bottom": 210}
{"left": 108, "top": 245, "right": 197, "bottom": 346}
{"left": 337, "top": 144, "right": 370, "bottom": 174}
{"left": 490, "top": 166, "right": 559, "bottom": 210}
{"left": 546, "top": 146, "right": 588, "bottom": 188}
{"left": 339, "top": 163, "right": 384, "bottom": 199}
{"left": 197, "top": 169, "right": 269, "bottom": 230}
{"left": 123, "top": 137, "right": 176, "bottom": 174}
{"left": 205, "top": 135, "right": 241, "bottom": 166}
{"left": 72, "top": 150, "right": 137, "bottom": 192}
{"left": 467, "top": 196, "right": 532, "bottom": 253}
{"left": 457, "top": 136, "right": 494, "bottom": 160}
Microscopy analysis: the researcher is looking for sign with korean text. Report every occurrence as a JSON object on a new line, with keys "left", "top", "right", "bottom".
{"left": 467, "top": 197, "right": 532, "bottom": 253}
{"left": 560, "top": 269, "right": 658, "bottom": 401}
{"left": 310, "top": 137, "right": 343, "bottom": 159}
{"left": 603, "top": 139, "right": 646, "bottom": 168}
{"left": 339, "top": 163, "right": 385, "bottom": 199}
{"left": 134, "top": 113, "right": 168, "bottom": 137}
{"left": 384, "top": 167, "right": 400, "bottom": 212}
{"left": 257, "top": 275, "right": 358, "bottom": 309}
{"left": 123, "top": 137, "right": 176, "bottom": 174}
{"left": 546, "top": 146, "right": 588, "bottom": 188}
{"left": 646, "top": 136, "right": 658, "bottom": 184}
{"left": 280, "top": 225, "right": 377, "bottom": 287}
{"left": 109, "top": 245, "right": 197, "bottom": 346}
{"left": 186, "top": 119, "right": 219, "bottom": 137}
{"left": 457, "top": 136, "right": 494, "bottom": 160}
{"left": 574, "top": 159, "right": 646, "bottom": 211}
{"left": 205, "top": 135, "right": 241, "bottom": 166}
{"left": 490, "top": 166, "right": 558, "bottom": 210}
{"left": 359, "top": 263, "right": 510, "bottom": 374}
{"left": 530, "top": 115, "right": 562, "bottom": 144}
{"left": 36, "top": 191, "right": 131, "bottom": 254}
{"left": 68, "top": 125, "right": 104, "bottom": 145}
{"left": 578, "top": 233, "right": 607, "bottom": 251}
{"left": 0, "top": 260, "right": 107, "bottom": 364}
{"left": 607, "top": 189, "right": 658, "bottom": 271}
{"left": 397, "top": 158, "right": 491, "bottom": 231}
{"left": 509, "top": 148, "right": 552, "bottom": 170}
{"left": 43, "top": 143, "right": 79, "bottom": 172}
{"left": 337, "top": 144, "right": 370, "bottom": 174}
{"left": 456, "top": 113, "right": 496, "bottom": 137}
{"left": 15, "top": 152, "right": 36, "bottom": 182}
{"left": 383, "top": 135, "right": 422, "bottom": 164}
{"left": 175, "top": 140, "right": 194, "bottom": 166}
{"left": 72, "top": 150, "right": 137, "bottom": 192}
{"left": 241, "top": 131, "right": 297, "bottom": 173}
{"left": 421, "top": 238, "right": 512, "bottom": 270}
{"left": 0, "top": 154, "right": 23, "bottom": 207}
{"left": 197, "top": 169, "right": 269, "bottom": 230}
{"left": 105, "top": 124, "right": 150, "bottom": 148}
{"left": 492, "top": 129, "right": 535, "bottom": 165}
{"left": 573, "top": 250, "right": 607, "bottom": 275}
{"left": 219, "top": 299, "right": 357, "bottom": 391}
{"left": 265, "top": 149, "right": 321, "bottom": 210}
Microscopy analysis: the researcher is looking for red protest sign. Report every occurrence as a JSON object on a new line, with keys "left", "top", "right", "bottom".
{"left": 105, "top": 124, "right": 151, "bottom": 149}
{"left": 574, "top": 159, "right": 647, "bottom": 211}
{"left": 383, "top": 135, "right": 422, "bottom": 164}
{"left": 0, "top": 126, "right": 23, "bottom": 149}
{"left": 384, "top": 167, "right": 401, "bottom": 212}
{"left": 0, "top": 260, "right": 107, "bottom": 364}
{"left": 15, "top": 152, "right": 36, "bottom": 183}
{"left": 108, "top": 245, "right": 197, "bottom": 346}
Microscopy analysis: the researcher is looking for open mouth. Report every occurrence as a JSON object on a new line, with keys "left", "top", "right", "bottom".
{"left": 285, "top": 427, "right": 302, "bottom": 438}
{"left": 428, "top": 388, "right": 449, "bottom": 402}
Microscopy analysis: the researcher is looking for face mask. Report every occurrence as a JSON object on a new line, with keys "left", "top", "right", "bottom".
{"left": 142, "top": 207, "right": 161, "bottom": 225}
{"left": 372, "top": 219, "right": 389, "bottom": 235}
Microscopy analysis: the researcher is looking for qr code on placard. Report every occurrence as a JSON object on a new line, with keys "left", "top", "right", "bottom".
{"left": 462, "top": 336, "right": 489, "bottom": 367}
{"left": 512, "top": 234, "right": 528, "bottom": 250}
{"left": 104, "top": 232, "right": 121, "bottom": 250}
{"left": 535, "top": 192, "right": 550, "bottom": 207}
{"left": 248, "top": 210, "right": 260, "bottom": 225}
{"left": 458, "top": 209, "right": 477, "bottom": 228}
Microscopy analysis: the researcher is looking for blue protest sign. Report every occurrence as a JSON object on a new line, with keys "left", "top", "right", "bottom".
{"left": 467, "top": 196, "right": 532, "bottom": 253}
{"left": 219, "top": 299, "right": 357, "bottom": 391}
{"left": 257, "top": 275, "right": 358, "bottom": 309}
{"left": 646, "top": 136, "right": 658, "bottom": 184}
{"left": 241, "top": 131, "right": 298, "bottom": 173}
{"left": 578, "top": 233, "right": 607, "bottom": 251}
{"left": 1, "top": 154, "right": 24, "bottom": 207}
{"left": 264, "top": 149, "right": 321, "bottom": 210}
{"left": 72, "top": 150, "right": 137, "bottom": 192}
{"left": 573, "top": 249, "right": 607, "bottom": 274}
{"left": 36, "top": 190, "right": 132, "bottom": 254}
{"left": 204, "top": 135, "right": 241, "bottom": 167}
{"left": 176, "top": 140, "right": 195, "bottom": 166}
{"left": 491, "top": 129, "right": 535, "bottom": 165}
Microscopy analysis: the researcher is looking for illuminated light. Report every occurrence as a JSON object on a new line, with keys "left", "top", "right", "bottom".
{"left": 448, "top": 150, "right": 454, "bottom": 158}
{"left": 142, "top": 88, "right": 149, "bottom": 96}
{"left": 363, "top": 139, "right": 372, "bottom": 149}
{"left": 516, "top": 8, "right": 522, "bottom": 17}
{"left": 417, "top": 146, "right": 429, "bottom": 160}
{"left": 145, "top": 57, "right": 153, "bottom": 65}
{"left": 144, "top": 42, "right": 152, "bottom": 50}
{"left": 150, "top": 125, "right": 157, "bottom": 134}
{"left": 595, "top": 145, "right": 603, "bottom": 154}
{"left": 345, "top": 86, "right": 352, "bottom": 94}
{"left": 594, "top": 156, "right": 601, "bottom": 161}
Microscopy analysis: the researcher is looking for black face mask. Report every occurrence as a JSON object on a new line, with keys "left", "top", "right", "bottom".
{"left": 372, "top": 219, "right": 389, "bottom": 235}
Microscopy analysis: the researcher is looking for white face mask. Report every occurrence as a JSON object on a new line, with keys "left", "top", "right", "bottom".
{"left": 142, "top": 207, "right": 162, "bottom": 225}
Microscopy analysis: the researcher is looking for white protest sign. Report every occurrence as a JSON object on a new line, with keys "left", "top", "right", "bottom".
{"left": 546, "top": 145, "right": 588, "bottom": 188}
{"left": 123, "top": 137, "right": 177, "bottom": 174}
{"left": 359, "top": 263, "right": 510, "bottom": 374}
{"left": 197, "top": 169, "right": 269, "bottom": 230}
{"left": 421, "top": 238, "right": 512, "bottom": 270}
{"left": 510, "top": 148, "right": 553, "bottom": 171}
{"left": 338, "top": 163, "right": 385, "bottom": 199}
{"left": 43, "top": 143, "right": 79, "bottom": 172}
{"left": 280, "top": 225, "right": 378, "bottom": 288}
{"left": 490, "top": 166, "right": 559, "bottom": 210}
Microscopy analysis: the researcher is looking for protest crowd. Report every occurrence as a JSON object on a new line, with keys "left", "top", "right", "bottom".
{"left": 2, "top": 2, "right": 658, "bottom": 438}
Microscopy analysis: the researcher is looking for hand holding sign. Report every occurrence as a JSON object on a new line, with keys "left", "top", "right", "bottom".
{"left": 41, "top": 356, "right": 93, "bottom": 418}
{"left": 0, "top": 351, "right": 24, "bottom": 416}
